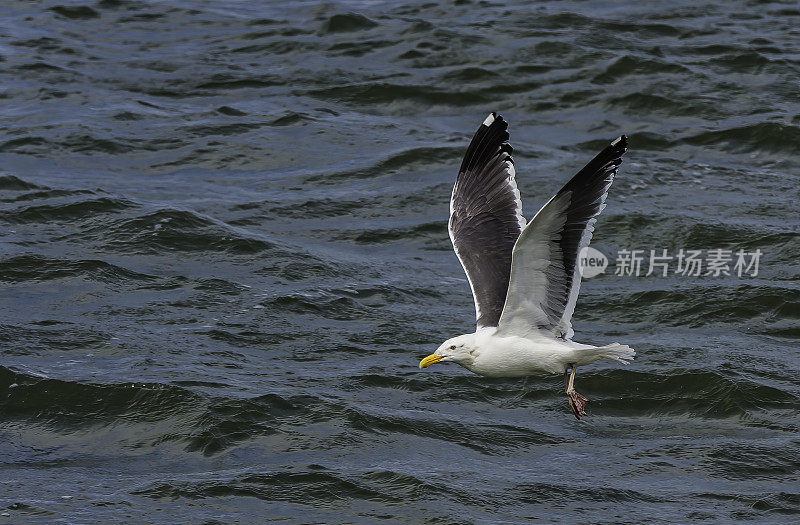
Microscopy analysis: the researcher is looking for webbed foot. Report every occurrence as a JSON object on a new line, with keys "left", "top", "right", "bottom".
{"left": 567, "top": 389, "right": 588, "bottom": 419}
{"left": 565, "top": 363, "right": 588, "bottom": 419}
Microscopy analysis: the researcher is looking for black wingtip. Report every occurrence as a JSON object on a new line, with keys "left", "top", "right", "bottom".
{"left": 480, "top": 111, "right": 506, "bottom": 130}
{"left": 567, "top": 134, "right": 628, "bottom": 183}
{"left": 458, "top": 112, "right": 513, "bottom": 179}
{"left": 610, "top": 134, "right": 628, "bottom": 153}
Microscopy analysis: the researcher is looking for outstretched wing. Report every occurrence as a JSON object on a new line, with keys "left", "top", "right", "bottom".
{"left": 497, "top": 135, "right": 627, "bottom": 339}
{"left": 449, "top": 113, "right": 526, "bottom": 329}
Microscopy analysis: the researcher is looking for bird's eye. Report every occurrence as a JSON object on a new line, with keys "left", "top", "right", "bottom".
{"left": 450, "top": 345, "right": 456, "bottom": 350}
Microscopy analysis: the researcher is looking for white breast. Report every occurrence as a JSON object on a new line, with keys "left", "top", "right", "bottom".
{"left": 465, "top": 333, "right": 577, "bottom": 377}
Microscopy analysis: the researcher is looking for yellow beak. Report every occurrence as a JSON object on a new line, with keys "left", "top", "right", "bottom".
{"left": 419, "top": 354, "right": 443, "bottom": 369}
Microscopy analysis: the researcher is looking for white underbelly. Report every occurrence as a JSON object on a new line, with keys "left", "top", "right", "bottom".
{"left": 464, "top": 336, "right": 592, "bottom": 377}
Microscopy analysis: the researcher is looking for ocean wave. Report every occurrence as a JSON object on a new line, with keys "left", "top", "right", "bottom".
{"left": 684, "top": 122, "right": 800, "bottom": 154}
{"left": 592, "top": 55, "right": 692, "bottom": 84}
{"left": 348, "top": 221, "right": 446, "bottom": 245}
{"left": 181, "top": 393, "right": 317, "bottom": 456}
{"left": 599, "top": 212, "right": 796, "bottom": 249}
{"left": 48, "top": 5, "right": 99, "bottom": 20}
{"left": 95, "top": 209, "right": 277, "bottom": 255}
{"left": 0, "top": 366, "right": 201, "bottom": 426}
{"left": 307, "top": 82, "right": 490, "bottom": 107}
{"left": 0, "top": 175, "right": 45, "bottom": 191}
{"left": 264, "top": 292, "right": 373, "bottom": 322}
{"left": 319, "top": 13, "right": 379, "bottom": 34}
{"left": 0, "top": 255, "right": 155, "bottom": 284}
{"left": 705, "top": 443, "right": 800, "bottom": 479}
{"left": 132, "top": 468, "right": 407, "bottom": 503}
{"left": 1, "top": 196, "right": 135, "bottom": 224}
{"left": 346, "top": 404, "right": 563, "bottom": 453}
{"left": 0, "top": 366, "right": 326, "bottom": 457}
{"left": 581, "top": 285, "right": 798, "bottom": 331}
{"left": 0, "top": 325, "right": 111, "bottom": 355}
{"left": 1, "top": 187, "right": 95, "bottom": 204}
{"left": 510, "top": 481, "right": 666, "bottom": 504}
{"left": 303, "top": 146, "right": 460, "bottom": 184}
{"left": 606, "top": 92, "right": 721, "bottom": 118}
{"left": 258, "top": 259, "right": 345, "bottom": 282}
{"left": 194, "top": 74, "right": 285, "bottom": 91}
{"left": 582, "top": 369, "right": 797, "bottom": 418}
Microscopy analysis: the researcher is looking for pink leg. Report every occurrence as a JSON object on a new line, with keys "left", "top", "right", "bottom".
{"left": 565, "top": 363, "right": 588, "bottom": 419}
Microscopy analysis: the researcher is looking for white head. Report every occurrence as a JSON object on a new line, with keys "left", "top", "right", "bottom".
{"left": 419, "top": 333, "right": 476, "bottom": 369}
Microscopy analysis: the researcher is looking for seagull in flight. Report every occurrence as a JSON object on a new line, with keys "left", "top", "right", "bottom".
{"left": 419, "top": 113, "right": 634, "bottom": 419}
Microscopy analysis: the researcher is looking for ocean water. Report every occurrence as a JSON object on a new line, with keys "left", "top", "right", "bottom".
{"left": 1, "top": 0, "right": 799, "bottom": 522}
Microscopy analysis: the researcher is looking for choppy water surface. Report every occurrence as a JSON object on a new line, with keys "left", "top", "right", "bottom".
{"left": 1, "top": 0, "right": 799, "bottom": 522}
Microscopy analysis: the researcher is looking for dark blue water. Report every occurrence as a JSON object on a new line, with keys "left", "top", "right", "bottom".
{"left": 1, "top": 0, "right": 799, "bottom": 522}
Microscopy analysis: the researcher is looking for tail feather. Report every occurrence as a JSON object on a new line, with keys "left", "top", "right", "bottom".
{"left": 597, "top": 343, "right": 635, "bottom": 364}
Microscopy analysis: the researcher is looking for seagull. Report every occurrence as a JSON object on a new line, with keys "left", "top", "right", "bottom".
{"left": 419, "top": 113, "right": 634, "bottom": 419}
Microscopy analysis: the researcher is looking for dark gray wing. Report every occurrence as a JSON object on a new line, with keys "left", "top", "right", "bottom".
{"left": 497, "top": 135, "right": 627, "bottom": 339}
{"left": 449, "top": 113, "right": 526, "bottom": 329}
